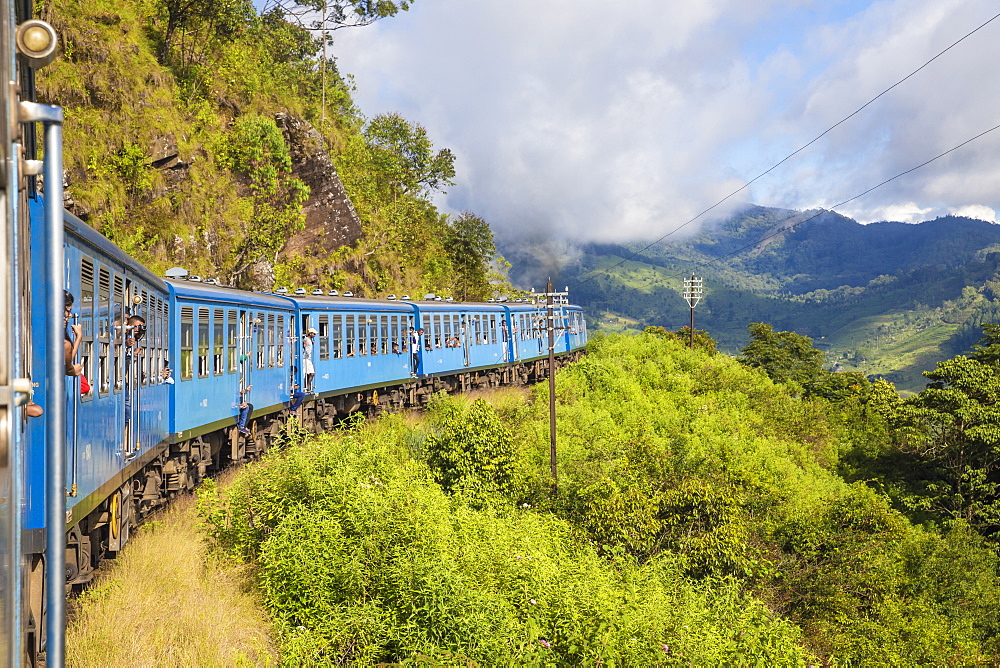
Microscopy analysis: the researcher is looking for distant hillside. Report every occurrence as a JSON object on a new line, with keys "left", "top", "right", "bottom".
{"left": 505, "top": 205, "right": 1000, "bottom": 392}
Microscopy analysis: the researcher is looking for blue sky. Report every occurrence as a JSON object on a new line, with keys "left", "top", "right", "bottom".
{"left": 329, "top": 0, "right": 1000, "bottom": 243}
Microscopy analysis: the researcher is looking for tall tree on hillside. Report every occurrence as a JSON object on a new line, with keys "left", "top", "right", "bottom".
{"left": 888, "top": 325, "right": 1000, "bottom": 536}
{"left": 363, "top": 113, "right": 455, "bottom": 197}
{"left": 445, "top": 212, "right": 497, "bottom": 302}
{"left": 739, "top": 322, "right": 825, "bottom": 386}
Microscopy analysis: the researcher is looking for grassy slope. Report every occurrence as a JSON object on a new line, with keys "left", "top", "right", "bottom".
{"left": 67, "top": 487, "right": 276, "bottom": 667}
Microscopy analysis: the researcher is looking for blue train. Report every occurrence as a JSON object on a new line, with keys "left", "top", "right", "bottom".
{"left": 17, "top": 206, "right": 586, "bottom": 662}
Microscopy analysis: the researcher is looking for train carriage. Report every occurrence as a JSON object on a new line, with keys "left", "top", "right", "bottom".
{"left": 292, "top": 294, "right": 415, "bottom": 395}
{"left": 167, "top": 279, "right": 296, "bottom": 459}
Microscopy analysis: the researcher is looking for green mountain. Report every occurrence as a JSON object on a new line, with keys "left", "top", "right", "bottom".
{"left": 512, "top": 205, "right": 1000, "bottom": 393}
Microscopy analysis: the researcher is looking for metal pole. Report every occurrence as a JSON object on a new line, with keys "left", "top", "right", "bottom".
{"left": 689, "top": 304, "right": 695, "bottom": 349}
{"left": 21, "top": 100, "right": 66, "bottom": 668}
{"left": 546, "top": 278, "right": 557, "bottom": 491}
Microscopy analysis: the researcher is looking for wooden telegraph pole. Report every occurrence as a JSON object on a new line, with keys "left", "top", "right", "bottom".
{"left": 682, "top": 274, "right": 703, "bottom": 348}
{"left": 538, "top": 278, "right": 568, "bottom": 491}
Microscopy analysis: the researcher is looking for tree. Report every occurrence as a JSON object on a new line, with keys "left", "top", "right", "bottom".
{"left": 262, "top": 0, "right": 412, "bottom": 32}
{"left": 363, "top": 113, "right": 455, "bottom": 197}
{"left": 444, "top": 212, "right": 497, "bottom": 301}
{"left": 894, "top": 353, "right": 1000, "bottom": 535}
{"left": 738, "top": 322, "right": 825, "bottom": 386}
{"left": 217, "top": 115, "right": 310, "bottom": 288}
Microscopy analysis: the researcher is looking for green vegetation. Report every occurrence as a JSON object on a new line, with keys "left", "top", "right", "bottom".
{"left": 37, "top": 0, "right": 511, "bottom": 298}
{"left": 200, "top": 334, "right": 1000, "bottom": 665}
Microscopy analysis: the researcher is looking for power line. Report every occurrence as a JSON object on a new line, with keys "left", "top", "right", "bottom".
{"left": 571, "top": 9, "right": 1000, "bottom": 290}
{"left": 636, "top": 119, "right": 1000, "bottom": 285}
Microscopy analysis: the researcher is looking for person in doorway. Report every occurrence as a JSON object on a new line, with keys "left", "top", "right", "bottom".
{"left": 64, "top": 290, "right": 83, "bottom": 376}
{"left": 409, "top": 327, "right": 420, "bottom": 376}
{"left": 236, "top": 385, "right": 253, "bottom": 436}
{"left": 123, "top": 315, "right": 146, "bottom": 425}
{"left": 288, "top": 382, "right": 307, "bottom": 415}
{"left": 302, "top": 327, "right": 317, "bottom": 392}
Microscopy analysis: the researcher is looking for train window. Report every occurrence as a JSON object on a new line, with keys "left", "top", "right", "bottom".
{"left": 227, "top": 310, "right": 237, "bottom": 373}
{"left": 345, "top": 315, "right": 355, "bottom": 357}
{"left": 381, "top": 316, "right": 389, "bottom": 355}
{"left": 433, "top": 315, "right": 442, "bottom": 348}
{"left": 359, "top": 315, "right": 368, "bottom": 356}
{"left": 368, "top": 316, "right": 378, "bottom": 356}
{"left": 181, "top": 307, "right": 193, "bottom": 380}
{"left": 80, "top": 257, "right": 95, "bottom": 400}
{"left": 198, "top": 307, "right": 209, "bottom": 377}
{"left": 391, "top": 316, "right": 400, "bottom": 354}
{"left": 319, "top": 314, "right": 329, "bottom": 361}
{"left": 490, "top": 316, "right": 497, "bottom": 344}
{"left": 277, "top": 315, "right": 285, "bottom": 367}
{"left": 112, "top": 274, "right": 125, "bottom": 392}
{"left": 214, "top": 309, "right": 224, "bottom": 375}
{"left": 253, "top": 313, "right": 265, "bottom": 369}
{"left": 332, "top": 315, "right": 343, "bottom": 359}
{"left": 443, "top": 315, "right": 452, "bottom": 346}
{"left": 267, "top": 313, "right": 276, "bottom": 368}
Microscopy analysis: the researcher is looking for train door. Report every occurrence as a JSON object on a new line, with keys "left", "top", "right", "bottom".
{"left": 461, "top": 314, "right": 471, "bottom": 367}
{"left": 238, "top": 309, "right": 251, "bottom": 389}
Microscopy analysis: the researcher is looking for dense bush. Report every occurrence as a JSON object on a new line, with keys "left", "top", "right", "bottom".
{"left": 201, "top": 332, "right": 1000, "bottom": 665}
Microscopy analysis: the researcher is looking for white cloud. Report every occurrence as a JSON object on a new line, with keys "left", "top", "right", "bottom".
{"left": 332, "top": 0, "right": 1000, "bottom": 242}
{"left": 951, "top": 204, "right": 997, "bottom": 222}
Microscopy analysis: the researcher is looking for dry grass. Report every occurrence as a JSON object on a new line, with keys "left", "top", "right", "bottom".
{"left": 66, "top": 475, "right": 277, "bottom": 667}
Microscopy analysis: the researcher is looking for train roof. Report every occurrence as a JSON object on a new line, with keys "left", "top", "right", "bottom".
{"left": 166, "top": 278, "right": 296, "bottom": 309}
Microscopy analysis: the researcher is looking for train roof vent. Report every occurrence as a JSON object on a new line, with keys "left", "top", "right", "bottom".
{"left": 343, "top": 291, "right": 354, "bottom": 297}
{"left": 203, "top": 278, "right": 219, "bottom": 285}
{"left": 275, "top": 286, "right": 289, "bottom": 294}
{"left": 165, "top": 266, "right": 189, "bottom": 279}
{"left": 434, "top": 296, "right": 443, "bottom": 301}
{"left": 422, "top": 293, "right": 436, "bottom": 301}
{"left": 445, "top": 297, "right": 454, "bottom": 302}
{"left": 311, "top": 289, "right": 324, "bottom": 295}
{"left": 294, "top": 288, "right": 306, "bottom": 295}
{"left": 188, "top": 275, "right": 202, "bottom": 282}
{"left": 387, "top": 294, "right": 397, "bottom": 300}
{"left": 487, "top": 298, "right": 495, "bottom": 302}
{"left": 400, "top": 294, "right": 410, "bottom": 300}
{"left": 328, "top": 290, "right": 339, "bottom": 296}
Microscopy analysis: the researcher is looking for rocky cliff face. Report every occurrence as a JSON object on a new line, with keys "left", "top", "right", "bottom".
{"left": 275, "top": 112, "right": 363, "bottom": 259}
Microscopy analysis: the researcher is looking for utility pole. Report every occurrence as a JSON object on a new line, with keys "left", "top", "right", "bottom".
{"left": 682, "top": 274, "right": 703, "bottom": 348}
{"left": 537, "top": 278, "right": 568, "bottom": 492}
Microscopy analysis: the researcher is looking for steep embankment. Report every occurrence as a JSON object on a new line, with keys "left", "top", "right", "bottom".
{"left": 36, "top": 0, "right": 510, "bottom": 299}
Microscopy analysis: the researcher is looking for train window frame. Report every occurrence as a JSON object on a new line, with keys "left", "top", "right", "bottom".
{"left": 319, "top": 314, "right": 330, "bottom": 361}
{"left": 112, "top": 273, "right": 125, "bottom": 393}
{"left": 345, "top": 315, "right": 355, "bottom": 357}
{"left": 277, "top": 314, "right": 285, "bottom": 367}
{"left": 180, "top": 306, "right": 194, "bottom": 380}
{"left": 332, "top": 314, "right": 343, "bottom": 359}
{"left": 227, "top": 309, "right": 237, "bottom": 373}
{"left": 213, "top": 308, "right": 224, "bottom": 376}
{"left": 381, "top": 315, "right": 389, "bottom": 355}
{"left": 369, "top": 315, "right": 378, "bottom": 356}
{"left": 391, "top": 316, "right": 400, "bottom": 354}
{"left": 433, "top": 314, "right": 442, "bottom": 348}
{"left": 267, "top": 313, "right": 276, "bottom": 368}
{"left": 80, "top": 256, "right": 95, "bottom": 401}
{"left": 359, "top": 315, "right": 368, "bottom": 356}
{"left": 253, "top": 311, "right": 267, "bottom": 369}
{"left": 198, "top": 307, "right": 210, "bottom": 378}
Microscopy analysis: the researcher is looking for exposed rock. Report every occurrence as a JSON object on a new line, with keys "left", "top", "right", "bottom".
{"left": 148, "top": 133, "right": 184, "bottom": 169}
{"left": 274, "top": 113, "right": 362, "bottom": 258}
